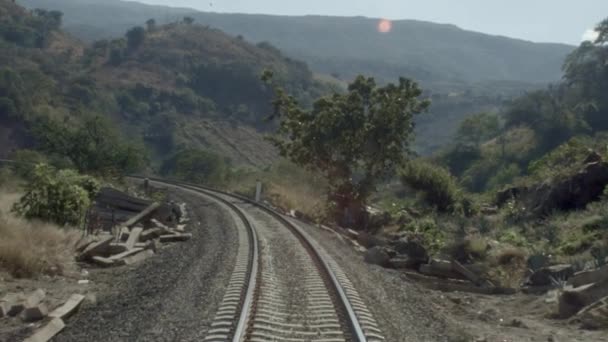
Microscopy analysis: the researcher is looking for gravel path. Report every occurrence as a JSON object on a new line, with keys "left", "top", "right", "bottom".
{"left": 55, "top": 190, "right": 238, "bottom": 342}
{"left": 286, "top": 217, "right": 466, "bottom": 342}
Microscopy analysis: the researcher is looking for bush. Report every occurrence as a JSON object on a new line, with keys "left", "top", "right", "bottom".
{"left": 400, "top": 160, "right": 463, "bottom": 213}
{"left": 12, "top": 164, "right": 100, "bottom": 226}
{"left": 9, "top": 149, "right": 46, "bottom": 180}
{"left": 161, "top": 149, "right": 229, "bottom": 185}
{"left": 401, "top": 216, "right": 445, "bottom": 254}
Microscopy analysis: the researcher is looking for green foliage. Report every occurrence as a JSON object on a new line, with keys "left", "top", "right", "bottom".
{"left": 455, "top": 112, "right": 500, "bottom": 146}
{"left": 486, "top": 163, "right": 521, "bottom": 190}
{"left": 498, "top": 229, "right": 529, "bottom": 248}
{"left": 33, "top": 115, "right": 146, "bottom": 176}
{"left": 9, "top": 149, "right": 46, "bottom": 180}
{"left": 161, "top": 149, "right": 229, "bottom": 185}
{"left": 12, "top": 164, "right": 100, "bottom": 226}
{"left": 401, "top": 217, "right": 445, "bottom": 254}
{"left": 265, "top": 73, "right": 429, "bottom": 223}
{"left": 400, "top": 159, "right": 463, "bottom": 213}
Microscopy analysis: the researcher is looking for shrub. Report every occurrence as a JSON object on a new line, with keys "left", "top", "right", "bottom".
{"left": 9, "top": 149, "right": 46, "bottom": 180}
{"left": 161, "top": 149, "right": 229, "bottom": 186}
{"left": 12, "top": 164, "right": 100, "bottom": 226}
{"left": 401, "top": 216, "right": 445, "bottom": 254}
{"left": 400, "top": 160, "right": 463, "bottom": 213}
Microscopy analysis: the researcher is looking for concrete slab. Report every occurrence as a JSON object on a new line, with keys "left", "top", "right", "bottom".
{"left": 49, "top": 294, "right": 85, "bottom": 320}
{"left": 23, "top": 318, "right": 65, "bottom": 342}
{"left": 125, "top": 227, "right": 144, "bottom": 250}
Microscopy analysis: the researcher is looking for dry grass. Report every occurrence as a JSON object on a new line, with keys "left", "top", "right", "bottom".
{"left": 0, "top": 191, "right": 81, "bottom": 278}
{"left": 266, "top": 182, "right": 327, "bottom": 222}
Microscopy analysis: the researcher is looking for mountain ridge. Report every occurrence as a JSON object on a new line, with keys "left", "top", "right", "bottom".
{"left": 19, "top": 0, "right": 574, "bottom": 85}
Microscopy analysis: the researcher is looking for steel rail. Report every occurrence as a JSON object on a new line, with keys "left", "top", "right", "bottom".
{"left": 133, "top": 176, "right": 369, "bottom": 342}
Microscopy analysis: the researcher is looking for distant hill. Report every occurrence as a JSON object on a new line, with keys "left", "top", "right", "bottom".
{"left": 1, "top": 0, "right": 332, "bottom": 166}
{"left": 20, "top": 0, "right": 574, "bottom": 85}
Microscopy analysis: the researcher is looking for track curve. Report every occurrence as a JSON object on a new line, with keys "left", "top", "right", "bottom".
{"left": 136, "top": 177, "right": 385, "bottom": 342}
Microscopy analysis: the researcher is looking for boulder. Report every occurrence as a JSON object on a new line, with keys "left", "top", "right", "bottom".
{"left": 364, "top": 247, "right": 390, "bottom": 267}
{"left": 392, "top": 239, "right": 429, "bottom": 264}
{"left": 356, "top": 231, "right": 387, "bottom": 249}
{"left": 419, "top": 259, "right": 467, "bottom": 280}
{"left": 527, "top": 264, "right": 574, "bottom": 286}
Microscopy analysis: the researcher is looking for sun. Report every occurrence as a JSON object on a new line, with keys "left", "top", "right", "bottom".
{"left": 378, "top": 19, "right": 392, "bottom": 34}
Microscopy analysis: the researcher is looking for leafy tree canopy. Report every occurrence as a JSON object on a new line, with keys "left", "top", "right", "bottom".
{"left": 263, "top": 71, "right": 430, "bottom": 225}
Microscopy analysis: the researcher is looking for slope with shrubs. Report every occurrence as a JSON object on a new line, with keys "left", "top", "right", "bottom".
{"left": 1, "top": 0, "right": 332, "bottom": 168}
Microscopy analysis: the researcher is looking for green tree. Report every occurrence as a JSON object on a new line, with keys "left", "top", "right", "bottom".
{"left": 183, "top": 17, "right": 194, "bottom": 25}
{"left": 33, "top": 115, "right": 146, "bottom": 176}
{"left": 263, "top": 72, "right": 430, "bottom": 226}
{"left": 125, "top": 26, "right": 145, "bottom": 50}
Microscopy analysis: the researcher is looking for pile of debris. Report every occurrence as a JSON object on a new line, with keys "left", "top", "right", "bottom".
{"left": 526, "top": 263, "right": 608, "bottom": 329}
{"left": 1, "top": 290, "right": 85, "bottom": 342}
{"left": 78, "top": 188, "right": 191, "bottom": 268}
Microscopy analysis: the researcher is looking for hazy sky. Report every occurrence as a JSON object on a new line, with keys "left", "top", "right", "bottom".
{"left": 135, "top": 0, "right": 608, "bottom": 45}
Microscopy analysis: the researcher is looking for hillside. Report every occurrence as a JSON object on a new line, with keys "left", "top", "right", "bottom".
{"left": 0, "top": 0, "right": 331, "bottom": 167}
{"left": 20, "top": 0, "right": 574, "bottom": 85}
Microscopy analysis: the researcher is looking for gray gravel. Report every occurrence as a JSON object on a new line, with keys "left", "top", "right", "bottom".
{"left": 287, "top": 217, "right": 467, "bottom": 342}
{"left": 55, "top": 190, "right": 238, "bottom": 342}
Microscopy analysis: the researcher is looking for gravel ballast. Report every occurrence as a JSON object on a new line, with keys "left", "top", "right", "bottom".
{"left": 55, "top": 190, "right": 238, "bottom": 342}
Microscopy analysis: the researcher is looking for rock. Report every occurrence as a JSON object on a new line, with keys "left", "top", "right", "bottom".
{"left": 568, "top": 264, "right": 608, "bottom": 288}
{"left": 419, "top": 259, "right": 467, "bottom": 280}
{"left": 388, "top": 257, "right": 419, "bottom": 270}
{"left": 49, "top": 294, "right": 86, "bottom": 320}
{"left": 367, "top": 210, "right": 392, "bottom": 229}
{"left": 356, "top": 231, "right": 387, "bottom": 248}
{"left": 364, "top": 247, "right": 390, "bottom": 267}
{"left": 20, "top": 303, "right": 48, "bottom": 322}
{"left": 393, "top": 239, "right": 429, "bottom": 264}
{"left": 159, "top": 233, "right": 192, "bottom": 243}
{"left": 77, "top": 235, "right": 114, "bottom": 261}
{"left": 23, "top": 318, "right": 65, "bottom": 342}
{"left": 559, "top": 279, "right": 608, "bottom": 318}
{"left": 527, "top": 264, "right": 574, "bottom": 286}
{"left": 526, "top": 160, "right": 608, "bottom": 214}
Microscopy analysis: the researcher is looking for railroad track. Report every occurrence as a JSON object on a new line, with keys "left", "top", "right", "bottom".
{"left": 137, "top": 177, "right": 385, "bottom": 342}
